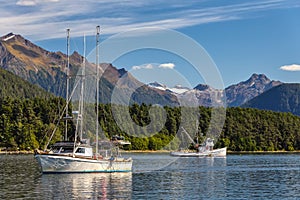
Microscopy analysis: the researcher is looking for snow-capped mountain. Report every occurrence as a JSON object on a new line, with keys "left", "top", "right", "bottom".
{"left": 148, "top": 82, "right": 225, "bottom": 107}
{"left": 148, "top": 74, "right": 282, "bottom": 107}
{"left": 148, "top": 82, "right": 190, "bottom": 94}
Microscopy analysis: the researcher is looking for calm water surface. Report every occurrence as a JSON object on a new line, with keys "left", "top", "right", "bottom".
{"left": 0, "top": 153, "right": 299, "bottom": 199}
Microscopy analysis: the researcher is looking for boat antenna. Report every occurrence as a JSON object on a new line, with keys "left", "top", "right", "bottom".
{"left": 65, "top": 28, "right": 70, "bottom": 141}
{"left": 95, "top": 25, "right": 100, "bottom": 158}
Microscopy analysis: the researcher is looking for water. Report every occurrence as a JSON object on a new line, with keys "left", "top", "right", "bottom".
{"left": 0, "top": 153, "right": 299, "bottom": 199}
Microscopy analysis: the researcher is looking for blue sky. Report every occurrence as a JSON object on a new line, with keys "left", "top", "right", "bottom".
{"left": 1, "top": 0, "right": 300, "bottom": 88}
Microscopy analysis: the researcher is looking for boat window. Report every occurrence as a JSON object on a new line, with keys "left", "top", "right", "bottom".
{"left": 61, "top": 147, "right": 73, "bottom": 153}
{"left": 52, "top": 147, "right": 60, "bottom": 153}
{"left": 76, "top": 148, "right": 85, "bottom": 154}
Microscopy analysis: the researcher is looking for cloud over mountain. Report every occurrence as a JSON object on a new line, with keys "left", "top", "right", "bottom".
{"left": 132, "top": 64, "right": 154, "bottom": 70}
{"left": 280, "top": 64, "right": 300, "bottom": 71}
{"left": 132, "top": 63, "right": 175, "bottom": 70}
{"left": 159, "top": 63, "right": 175, "bottom": 69}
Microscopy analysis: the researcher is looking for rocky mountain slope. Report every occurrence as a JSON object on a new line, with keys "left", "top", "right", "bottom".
{"left": 0, "top": 67, "right": 52, "bottom": 99}
{"left": 149, "top": 74, "right": 282, "bottom": 107}
{"left": 0, "top": 33, "right": 179, "bottom": 106}
{"left": 0, "top": 33, "right": 284, "bottom": 107}
{"left": 225, "top": 73, "right": 282, "bottom": 106}
{"left": 242, "top": 83, "right": 300, "bottom": 115}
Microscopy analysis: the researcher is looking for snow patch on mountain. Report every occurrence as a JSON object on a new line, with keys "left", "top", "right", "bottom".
{"left": 148, "top": 82, "right": 190, "bottom": 94}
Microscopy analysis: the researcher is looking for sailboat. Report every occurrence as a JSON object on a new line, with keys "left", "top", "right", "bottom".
{"left": 34, "top": 27, "right": 133, "bottom": 173}
{"left": 170, "top": 127, "right": 226, "bottom": 157}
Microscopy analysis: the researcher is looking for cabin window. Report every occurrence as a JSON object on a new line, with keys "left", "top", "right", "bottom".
{"left": 76, "top": 148, "right": 85, "bottom": 154}
{"left": 61, "top": 147, "right": 73, "bottom": 153}
{"left": 52, "top": 147, "right": 60, "bottom": 153}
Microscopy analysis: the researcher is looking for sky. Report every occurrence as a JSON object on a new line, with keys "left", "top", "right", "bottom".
{"left": 1, "top": 0, "right": 300, "bottom": 89}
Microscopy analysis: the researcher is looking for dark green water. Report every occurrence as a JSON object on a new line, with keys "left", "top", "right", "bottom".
{"left": 0, "top": 153, "right": 299, "bottom": 199}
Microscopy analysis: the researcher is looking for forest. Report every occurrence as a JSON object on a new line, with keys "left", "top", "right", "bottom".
{"left": 0, "top": 97, "right": 300, "bottom": 152}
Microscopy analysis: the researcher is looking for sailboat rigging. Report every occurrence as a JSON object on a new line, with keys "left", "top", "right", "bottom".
{"left": 34, "top": 27, "right": 133, "bottom": 173}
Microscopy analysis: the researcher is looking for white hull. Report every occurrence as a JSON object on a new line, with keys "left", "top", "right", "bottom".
{"left": 170, "top": 147, "right": 227, "bottom": 157}
{"left": 35, "top": 154, "right": 132, "bottom": 173}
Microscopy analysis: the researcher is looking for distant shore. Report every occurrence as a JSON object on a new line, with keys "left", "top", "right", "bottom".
{"left": 122, "top": 150, "right": 300, "bottom": 154}
{"left": 227, "top": 150, "right": 300, "bottom": 154}
{"left": 0, "top": 150, "right": 34, "bottom": 155}
{"left": 1, "top": 149, "right": 300, "bottom": 155}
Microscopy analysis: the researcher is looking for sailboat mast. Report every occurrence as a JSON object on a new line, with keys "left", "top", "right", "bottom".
{"left": 65, "top": 28, "right": 70, "bottom": 141}
{"left": 80, "top": 33, "right": 86, "bottom": 140}
{"left": 96, "top": 26, "right": 100, "bottom": 157}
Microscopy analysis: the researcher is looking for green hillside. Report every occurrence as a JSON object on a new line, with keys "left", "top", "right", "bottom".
{"left": 0, "top": 97, "right": 70, "bottom": 150}
{"left": 242, "top": 83, "right": 300, "bottom": 116}
{"left": 0, "top": 68, "right": 52, "bottom": 99}
{"left": 1, "top": 99, "right": 300, "bottom": 151}
{"left": 98, "top": 104, "right": 300, "bottom": 151}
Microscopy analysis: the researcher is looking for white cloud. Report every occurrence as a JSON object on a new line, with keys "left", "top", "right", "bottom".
{"left": 16, "top": 0, "right": 59, "bottom": 6}
{"left": 159, "top": 63, "right": 175, "bottom": 69}
{"left": 16, "top": 0, "right": 37, "bottom": 6}
{"left": 132, "top": 64, "right": 154, "bottom": 70}
{"left": 280, "top": 64, "right": 300, "bottom": 71}
{"left": 132, "top": 63, "right": 175, "bottom": 70}
{"left": 1, "top": 0, "right": 299, "bottom": 40}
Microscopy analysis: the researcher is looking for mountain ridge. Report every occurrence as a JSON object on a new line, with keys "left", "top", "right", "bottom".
{"left": 225, "top": 73, "right": 282, "bottom": 106}
{"left": 0, "top": 32, "right": 286, "bottom": 108}
{"left": 242, "top": 83, "right": 300, "bottom": 116}
{"left": 0, "top": 32, "right": 179, "bottom": 106}
{"left": 148, "top": 73, "right": 282, "bottom": 107}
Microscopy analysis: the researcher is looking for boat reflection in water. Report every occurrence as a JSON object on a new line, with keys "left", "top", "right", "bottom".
{"left": 38, "top": 172, "right": 132, "bottom": 199}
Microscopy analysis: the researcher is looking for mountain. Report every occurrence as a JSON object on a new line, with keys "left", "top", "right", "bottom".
{"left": 0, "top": 67, "right": 52, "bottom": 99}
{"left": 148, "top": 82, "right": 224, "bottom": 107}
{"left": 148, "top": 74, "right": 280, "bottom": 107}
{"left": 242, "top": 83, "right": 300, "bottom": 115}
{"left": 175, "top": 84, "right": 225, "bottom": 107}
{"left": 98, "top": 66, "right": 179, "bottom": 105}
{"left": 0, "top": 33, "right": 179, "bottom": 106}
{"left": 167, "top": 85, "right": 190, "bottom": 94}
{"left": 225, "top": 73, "right": 282, "bottom": 107}
{"left": 0, "top": 33, "right": 283, "bottom": 107}
{"left": 0, "top": 32, "right": 79, "bottom": 97}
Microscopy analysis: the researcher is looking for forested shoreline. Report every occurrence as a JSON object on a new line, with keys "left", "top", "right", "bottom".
{"left": 0, "top": 97, "right": 67, "bottom": 151}
{"left": 1, "top": 97, "right": 300, "bottom": 152}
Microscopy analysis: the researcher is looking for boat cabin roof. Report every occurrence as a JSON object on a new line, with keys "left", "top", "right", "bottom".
{"left": 52, "top": 141, "right": 75, "bottom": 147}
{"left": 51, "top": 141, "right": 90, "bottom": 148}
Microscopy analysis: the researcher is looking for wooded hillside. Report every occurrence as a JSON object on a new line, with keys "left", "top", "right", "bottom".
{"left": 1, "top": 100, "right": 300, "bottom": 151}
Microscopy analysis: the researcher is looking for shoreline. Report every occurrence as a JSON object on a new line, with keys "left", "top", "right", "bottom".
{"left": 122, "top": 150, "right": 300, "bottom": 154}
{"left": 1, "top": 150, "right": 300, "bottom": 155}
{"left": 0, "top": 150, "right": 34, "bottom": 155}
{"left": 227, "top": 150, "right": 300, "bottom": 154}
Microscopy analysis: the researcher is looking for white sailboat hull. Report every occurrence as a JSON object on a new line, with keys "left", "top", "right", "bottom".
{"left": 35, "top": 154, "right": 132, "bottom": 173}
{"left": 170, "top": 147, "right": 227, "bottom": 157}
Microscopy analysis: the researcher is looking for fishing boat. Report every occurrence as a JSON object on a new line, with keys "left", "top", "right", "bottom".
{"left": 34, "top": 27, "right": 133, "bottom": 173}
{"left": 170, "top": 128, "right": 226, "bottom": 157}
